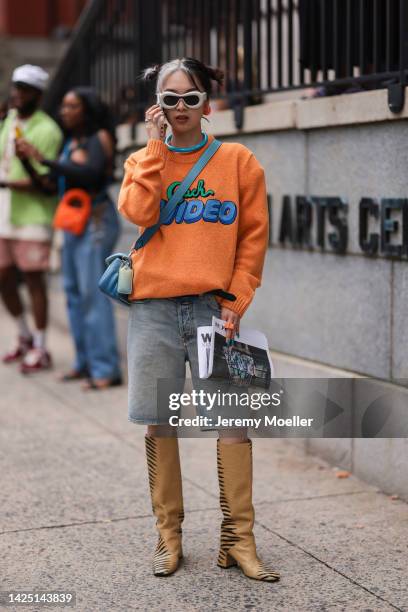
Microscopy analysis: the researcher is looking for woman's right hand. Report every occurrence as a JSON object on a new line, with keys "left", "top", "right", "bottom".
{"left": 15, "top": 138, "right": 44, "bottom": 163}
{"left": 144, "top": 104, "right": 167, "bottom": 141}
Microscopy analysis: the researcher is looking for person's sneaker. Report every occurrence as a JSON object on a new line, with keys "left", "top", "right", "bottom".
{"left": 20, "top": 348, "right": 52, "bottom": 374}
{"left": 2, "top": 336, "right": 33, "bottom": 364}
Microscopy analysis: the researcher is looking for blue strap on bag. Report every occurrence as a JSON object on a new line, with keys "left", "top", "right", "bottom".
{"left": 99, "top": 138, "right": 222, "bottom": 306}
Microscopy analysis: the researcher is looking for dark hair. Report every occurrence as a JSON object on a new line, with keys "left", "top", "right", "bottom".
{"left": 67, "top": 86, "right": 116, "bottom": 142}
{"left": 142, "top": 57, "right": 224, "bottom": 97}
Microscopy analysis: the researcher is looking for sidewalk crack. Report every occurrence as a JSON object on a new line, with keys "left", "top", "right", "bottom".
{"left": 257, "top": 522, "right": 404, "bottom": 612}
{"left": 0, "top": 506, "right": 221, "bottom": 537}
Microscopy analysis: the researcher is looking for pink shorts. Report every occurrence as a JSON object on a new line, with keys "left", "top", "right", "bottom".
{"left": 0, "top": 238, "right": 51, "bottom": 272}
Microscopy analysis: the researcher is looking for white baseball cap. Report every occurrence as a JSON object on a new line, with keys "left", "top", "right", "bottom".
{"left": 12, "top": 64, "right": 49, "bottom": 91}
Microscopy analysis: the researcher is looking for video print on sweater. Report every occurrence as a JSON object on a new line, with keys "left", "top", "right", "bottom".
{"left": 160, "top": 179, "right": 237, "bottom": 226}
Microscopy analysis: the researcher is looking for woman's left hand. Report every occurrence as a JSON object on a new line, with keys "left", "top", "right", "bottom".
{"left": 221, "top": 306, "right": 240, "bottom": 341}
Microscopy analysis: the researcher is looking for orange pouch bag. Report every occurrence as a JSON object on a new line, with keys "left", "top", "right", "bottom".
{"left": 53, "top": 189, "right": 92, "bottom": 236}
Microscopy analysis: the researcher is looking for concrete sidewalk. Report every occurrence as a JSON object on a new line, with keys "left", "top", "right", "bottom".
{"left": 1, "top": 303, "right": 408, "bottom": 612}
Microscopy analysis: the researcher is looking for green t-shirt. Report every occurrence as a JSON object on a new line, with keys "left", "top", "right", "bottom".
{"left": 0, "top": 109, "right": 63, "bottom": 226}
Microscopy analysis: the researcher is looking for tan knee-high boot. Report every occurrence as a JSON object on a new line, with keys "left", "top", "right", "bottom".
{"left": 145, "top": 435, "right": 184, "bottom": 576}
{"left": 216, "top": 439, "right": 280, "bottom": 582}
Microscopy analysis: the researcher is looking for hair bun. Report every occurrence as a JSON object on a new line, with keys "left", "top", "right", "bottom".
{"left": 142, "top": 64, "right": 161, "bottom": 82}
{"left": 206, "top": 65, "right": 224, "bottom": 86}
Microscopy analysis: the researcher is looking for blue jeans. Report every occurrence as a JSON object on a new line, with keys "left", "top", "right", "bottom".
{"left": 127, "top": 293, "right": 223, "bottom": 425}
{"left": 62, "top": 200, "right": 121, "bottom": 380}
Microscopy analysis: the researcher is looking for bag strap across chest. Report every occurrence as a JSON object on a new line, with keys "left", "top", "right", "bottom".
{"left": 133, "top": 138, "right": 222, "bottom": 251}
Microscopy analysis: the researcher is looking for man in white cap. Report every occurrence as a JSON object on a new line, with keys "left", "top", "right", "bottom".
{"left": 0, "top": 65, "right": 62, "bottom": 373}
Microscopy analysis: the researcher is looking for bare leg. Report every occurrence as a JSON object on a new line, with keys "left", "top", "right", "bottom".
{"left": 147, "top": 426, "right": 248, "bottom": 441}
{"left": 0, "top": 266, "right": 24, "bottom": 318}
{"left": 23, "top": 271, "right": 47, "bottom": 330}
{"left": 147, "top": 424, "right": 177, "bottom": 438}
{"left": 218, "top": 427, "right": 248, "bottom": 444}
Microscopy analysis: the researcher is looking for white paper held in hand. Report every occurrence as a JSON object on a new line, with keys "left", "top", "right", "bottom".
{"left": 197, "top": 317, "right": 274, "bottom": 387}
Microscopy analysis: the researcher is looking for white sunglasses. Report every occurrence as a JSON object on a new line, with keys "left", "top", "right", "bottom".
{"left": 157, "top": 90, "right": 207, "bottom": 109}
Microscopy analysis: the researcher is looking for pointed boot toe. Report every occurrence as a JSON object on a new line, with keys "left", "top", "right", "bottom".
{"left": 153, "top": 535, "right": 183, "bottom": 576}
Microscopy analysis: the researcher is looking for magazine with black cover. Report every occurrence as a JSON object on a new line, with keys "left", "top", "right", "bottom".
{"left": 197, "top": 317, "right": 274, "bottom": 388}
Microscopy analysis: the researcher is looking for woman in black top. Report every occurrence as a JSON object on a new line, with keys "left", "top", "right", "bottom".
{"left": 16, "top": 87, "right": 122, "bottom": 390}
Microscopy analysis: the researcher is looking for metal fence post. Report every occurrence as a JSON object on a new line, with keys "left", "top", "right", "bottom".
{"left": 388, "top": 0, "right": 408, "bottom": 113}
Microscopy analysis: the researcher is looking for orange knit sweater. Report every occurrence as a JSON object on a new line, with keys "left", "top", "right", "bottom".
{"left": 118, "top": 134, "right": 269, "bottom": 317}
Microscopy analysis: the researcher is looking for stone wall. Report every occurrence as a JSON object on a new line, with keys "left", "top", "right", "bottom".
{"left": 232, "top": 121, "right": 408, "bottom": 500}
{"left": 235, "top": 122, "right": 408, "bottom": 382}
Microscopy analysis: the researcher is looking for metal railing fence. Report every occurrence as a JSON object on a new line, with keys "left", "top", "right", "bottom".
{"left": 44, "top": 0, "right": 407, "bottom": 128}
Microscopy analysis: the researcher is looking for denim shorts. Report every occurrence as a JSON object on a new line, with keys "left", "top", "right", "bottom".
{"left": 127, "top": 293, "right": 223, "bottom": 425}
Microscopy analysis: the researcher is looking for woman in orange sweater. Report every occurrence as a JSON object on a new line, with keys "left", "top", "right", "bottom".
{"left": 118, "top": 57, "right": 279, "bottom": 583}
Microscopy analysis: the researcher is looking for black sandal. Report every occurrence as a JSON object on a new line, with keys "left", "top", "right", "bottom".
{"left": 58, "top": 369, "right": 89, "bottom": 382}
{"left": 81, "top": 376, "right": 123, "bottom": 391}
